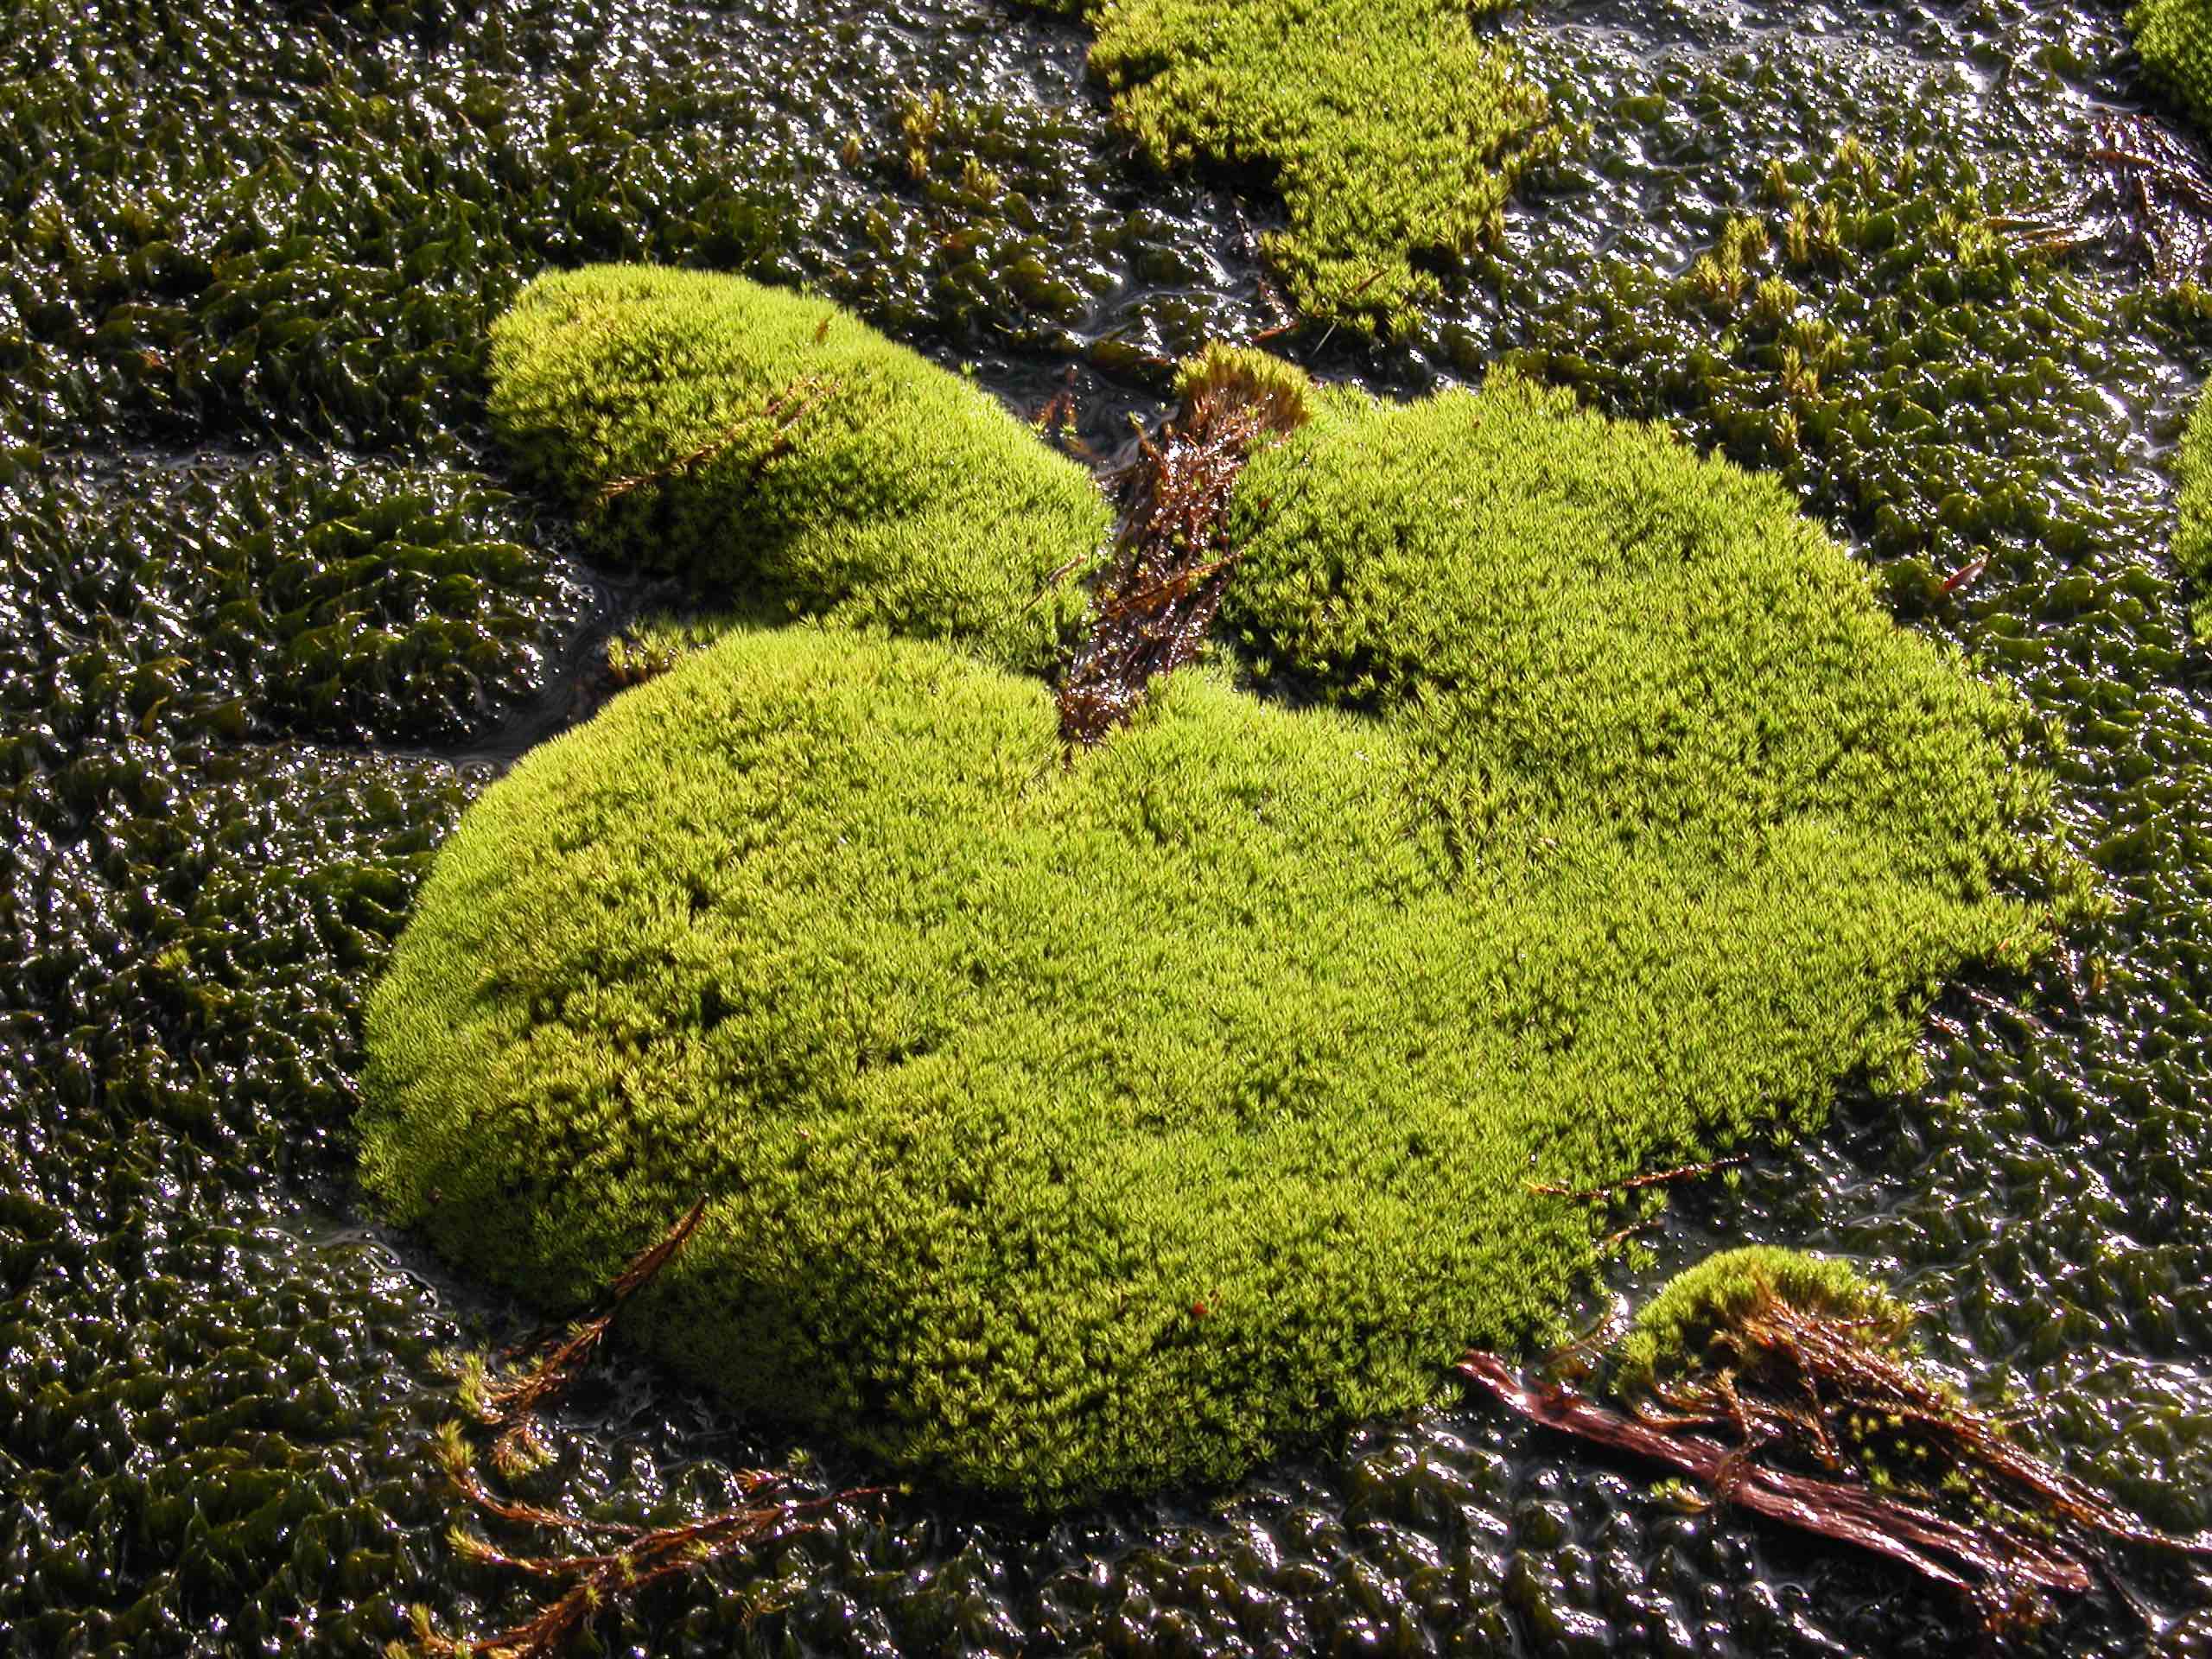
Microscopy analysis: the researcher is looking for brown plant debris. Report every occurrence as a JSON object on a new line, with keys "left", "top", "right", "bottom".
{"left": 1996, "top": 113, "right": 2212, "bottom": 283}
{"left": 1461, "top": 1269, "right": 2212, "bottom": 1641}
{"left": 594, "top": 374, "right": 839, "bottom": 507}
{"left": 392, "top": 1200, "right": 887, "bottom": 1659}
{"left": 1056, "top": 354, "right": 1309, "bottom": 744}
{"left": 1527, "top": 1153, "right": 1747, "bottom": 1203}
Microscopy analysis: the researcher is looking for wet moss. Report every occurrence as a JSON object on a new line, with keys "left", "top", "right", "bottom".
{"left": 2, "top": 454, "right": 585, "bottom": 747}
{"left": 1075, "top": 0, "right": 1563, "bottom": 333}
{"left": 1508, "top": 139, "right": 2167, "bottom": 623}
{"left": 489, "top": 266, "right": 1108, "bottom": 673}
{"left": 362, "top": 376, "right": 2057, "bottom": 1504}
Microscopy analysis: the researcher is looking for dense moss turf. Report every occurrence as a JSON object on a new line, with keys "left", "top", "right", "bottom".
{"left": 364, "top": 359, "right": 2059, "bottom": 1503}
{"left": 488, "top": 266, "right": 1109, "bottom": 673}
{"left": 1070, "top": 0, "right": 1559, "bottom": 333}
{"left": 2174, "top": 386, "right": 2212, "bottom": 640}
{"left": 2132, "top": 0, "right": 2212, "bottom": 130}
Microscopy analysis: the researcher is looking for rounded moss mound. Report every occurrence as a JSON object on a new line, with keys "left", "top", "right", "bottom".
{"left": 363, "top": 375, "right": 2058, "bottom": 1505}
{"left": 1613, "top": 1248, "right": 1912, "bottom": 1395}
{"left": 487, "top": 265, "right": 1109, "bottom": 674}
{"left": 2133, "top": 0, "right": 2212, "bottom": 132}
{"left": 1223, "top": 374, "right": 2056, "bottom": 911}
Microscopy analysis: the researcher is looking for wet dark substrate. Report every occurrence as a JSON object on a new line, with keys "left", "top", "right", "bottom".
{"left": 7, "top": 0, "right": 2212, "bottom": 1654}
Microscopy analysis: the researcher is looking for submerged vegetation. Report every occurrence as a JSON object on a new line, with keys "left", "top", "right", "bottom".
{"left": 1510, "top": 138, "right": 2183, "bottom": 624}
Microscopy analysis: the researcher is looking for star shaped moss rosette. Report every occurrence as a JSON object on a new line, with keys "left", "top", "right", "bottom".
{"left": 359, "top": 265, "right": 2077, "bottom": 1506}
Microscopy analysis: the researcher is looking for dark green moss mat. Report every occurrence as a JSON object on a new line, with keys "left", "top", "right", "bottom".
{"left": 488, "top": 266, "right": 1109, "bottom": 674}
{"left": 363, "top": 368, "right": 2062, "bottom": 1503}
{"left": 1060, "top": 0, "right": 1560, "bottom": 334}
{"left": 2132, "top": 0, "right": 2212, "bottom": 130}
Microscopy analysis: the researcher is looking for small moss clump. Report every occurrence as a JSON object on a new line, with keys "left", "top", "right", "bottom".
{"left": 1075, "top": 0, "right": 1561, "bottom": 332}
{"left": 364, "top": 371, "right": 2060, "bottom": 1503}
{"left": 488, "top": 266, "right": 1110, "bottom": 674}
{"left": 1613, "top": 1247, "right": 1912, "bottom": 1395}
{"left": 2132, "top": 0, "right": 2212, "bottom": 132}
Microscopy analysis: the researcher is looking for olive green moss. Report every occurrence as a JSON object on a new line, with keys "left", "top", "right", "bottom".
{"left": 2132, "top": 0, "right": 2212, "bottom": 131}
{"left": 1612, "top": 1248, "right": 1911, "bottom": 1395}
{"left": 2173, "top": 387, "right": 2212, "bottom": 641}
{"left": 1070, "top": 0, "right": 1561, "bottom": 333}
{"left": 1509, "top": 140, "right": 2166, "bottom": 630}
{"left": 488, "top": 266, "right": 1109, "bottom": 674}
{"left": 1, "top": 454, "right": 582, "bottom": 747}
{"left": 363, "top": 373, "right": 2059, "bottom": 1503}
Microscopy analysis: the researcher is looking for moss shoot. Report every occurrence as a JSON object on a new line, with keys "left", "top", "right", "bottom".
{"left": 2133, "top": 0, "right": 2212, "bottom": 131}
{"left": 363, "top": 372, "right": 2059, "bottom": 1503}
{"left": 1076, "top": 0, "right": 1561, "bottom": 333}
{"left": 487, "top": 265, "right": 1110, "bottom": 674}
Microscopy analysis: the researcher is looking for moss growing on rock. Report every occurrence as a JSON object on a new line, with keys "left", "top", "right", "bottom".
{"left": 364, "top": 373, "right": 2059, "bottom": 1503}
{"left": 2132, "top": 0, "right": 2212, "bottom": 132}
{"left": 488, "top": 266, "right": 1109, "bottom": 674}
{"left": 1075, "top": 0, "right": 1561, "bottom": 333}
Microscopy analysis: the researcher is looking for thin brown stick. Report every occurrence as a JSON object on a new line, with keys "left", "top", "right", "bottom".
{"left": 594, "top": 379, "right": 836, "bottom": 506}
{"left": 1528, "top": 1153, "right": 1747, "bottom": 1203}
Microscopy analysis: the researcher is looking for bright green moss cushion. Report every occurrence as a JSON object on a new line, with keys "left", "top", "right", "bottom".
{"left": 2133, "top": 0, "right": 2212, "bottom": 131}
{"left": 2174, "top": 384, "right": 2212, "bottom": 641}
{"left": 1079, "top": 0, "right": 1559, "bottom": 333}
{"left": 486, "top": 265, "right": 1109, "bottom": 674}
{"left": 364, "top": 369, "right": 2060, "bottom": 1503}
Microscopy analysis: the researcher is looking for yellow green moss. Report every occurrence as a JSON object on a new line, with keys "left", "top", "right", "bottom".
{"left": 362, "top": 364, "right": 2060, "bottom": 1504}
{"left": 1077, "top": 0, "right": 1562, "bottom": 333}
{"left": 487, "top": 265, "right": 1109, "bottom": 674}
{"left": 2132, "top": 0, "right": 2212, "bottom": 131}
{"left": 2173, "top": 385, "right": 2212, "bottom": 640}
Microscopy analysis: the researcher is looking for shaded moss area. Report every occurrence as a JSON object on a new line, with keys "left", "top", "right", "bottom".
{"left": 1075, "top": 0, "right": 1561, "bottom": 333}
{"left": 363, "top": 370, "right": 2058, "bottom": 1503}
{"left": 489, "top": 266, "right": 1108, "bottom": 673}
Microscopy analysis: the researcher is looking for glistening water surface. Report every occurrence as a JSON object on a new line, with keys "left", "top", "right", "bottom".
{"left": 5, "top": 0, "right": 2212, "bottom": 1653}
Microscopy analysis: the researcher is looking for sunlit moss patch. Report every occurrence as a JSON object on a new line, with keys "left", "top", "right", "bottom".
{"left": 1613, "top": 1247, "right": 1911, "bottom": 1395}
{"left": 488, "top": 266, "right": 1109, "bottom": 674}
{"left": 363, "top": 373, "right": 2058, "bottom": 1503}
{"left": 2132, "top": 0, "right": 2212, "bottom": 131}
{"left": 2173, "top": 385, "right": 2212, "bottom": 640}
{"left": 1064, "top": 0, "right": 1560, "bottom": 334}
